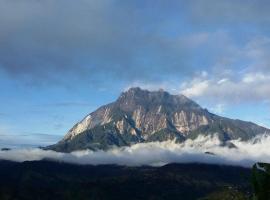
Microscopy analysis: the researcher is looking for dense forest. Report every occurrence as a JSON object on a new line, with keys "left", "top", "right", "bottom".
{"left": 0, "top": 160, "right": 254, "bottom": 200}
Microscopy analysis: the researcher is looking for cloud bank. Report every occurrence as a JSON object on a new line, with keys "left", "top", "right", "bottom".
{"left": 1, "top": 134, "right": 270, "bottom": 168}
{"left": 1, "top": 0, "right": 269, "bottom": 87}
{"left": 0, "top": 0, "right": 193, "bottom": 86}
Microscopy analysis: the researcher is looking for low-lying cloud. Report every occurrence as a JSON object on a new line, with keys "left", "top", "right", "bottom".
{"left": 1, "top": 134, "right": 270, "bottom": 168}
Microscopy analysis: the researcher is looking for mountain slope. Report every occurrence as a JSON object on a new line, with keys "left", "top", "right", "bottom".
{"left": 47, "top": 87, "right": 270, "bottom": 152}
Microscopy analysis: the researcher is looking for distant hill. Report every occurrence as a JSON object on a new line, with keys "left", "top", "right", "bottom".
{"left": 47, "top": 87, "right": 270, "bottom": 152}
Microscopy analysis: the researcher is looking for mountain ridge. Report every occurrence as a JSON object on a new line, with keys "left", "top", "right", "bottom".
{"left": 47, "top": 87, "right": 270, "bottom": 152}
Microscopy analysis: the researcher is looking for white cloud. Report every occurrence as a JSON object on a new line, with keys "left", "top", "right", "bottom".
{"left": 180, "top": 70, "right": 270, "bottom": 103}
{"left": 242, "top": 73, "right": 270, "bottom": 83}
{"left": 1, "top": 134, "right": 270, "bottom": 168}
{"left": 201, "top": 71, "right": 208, "bottom": 77}
{"left": 217, "top": 78, "right": 228, "bottom": 85}
{"left": 177, "top": 35, "right": 270, "bottom": 104}
{"left": 211, "top": 104, "right": 226, "bottom": 114}
{"left": 181, "top": 80, "right": 209, "bottom": 97}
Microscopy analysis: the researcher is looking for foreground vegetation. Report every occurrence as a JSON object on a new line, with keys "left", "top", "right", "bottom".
{"left": 0, "top": 160, "right": 253, "bottom": 200}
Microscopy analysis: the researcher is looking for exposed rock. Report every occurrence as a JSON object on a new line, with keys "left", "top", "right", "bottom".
{"left": 47, "top": 87, "right": 270, "bottom": 152}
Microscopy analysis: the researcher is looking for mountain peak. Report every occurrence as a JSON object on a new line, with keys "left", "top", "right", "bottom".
{"left": 119, "top": 87, "right": 191, "bottom": 103}
{"left": 125, "top": 87, "right": 146, "bottom": 93}
{"left": 117, "top": 87, "right": 201, "bottom": 112}
{"left": 121, "top": 87, "right": 168, "bottom": 98}
{"left": 120, "top": 87, "right": 150, "bottom": 98}
{"left": 124, "top": 87, "right": 169, "bottom": 95}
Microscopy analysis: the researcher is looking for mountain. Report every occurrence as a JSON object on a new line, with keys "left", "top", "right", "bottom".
{"left": 47, "top": 87, "right": 270, "bottom": 152}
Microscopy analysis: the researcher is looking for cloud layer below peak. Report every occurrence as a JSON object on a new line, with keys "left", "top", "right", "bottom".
{"left": 1, "top": 134, "right": 270, "bottom": 168}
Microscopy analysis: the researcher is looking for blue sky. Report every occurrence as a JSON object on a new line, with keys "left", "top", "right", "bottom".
{"left": 0, "top": 0, "right": 270, "bottom": 147}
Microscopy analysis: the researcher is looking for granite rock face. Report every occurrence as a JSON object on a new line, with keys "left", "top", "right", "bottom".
{"left": 48, "top": 87, "right": 270, "bottom": 152}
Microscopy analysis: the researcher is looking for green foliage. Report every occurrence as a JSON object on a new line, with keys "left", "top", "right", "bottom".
{"left": 0, "top": 161, "right": 252, "bottom": 200}
{"left": 200, "top": 187, "right": 248, "bottom": 200}
{"left": 252, "top": 163, "right": 270, "bottom": 200}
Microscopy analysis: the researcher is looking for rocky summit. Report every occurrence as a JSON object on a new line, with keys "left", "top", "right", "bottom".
{"left": 47, "top": 87, "right": 270, "bottom": 152}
